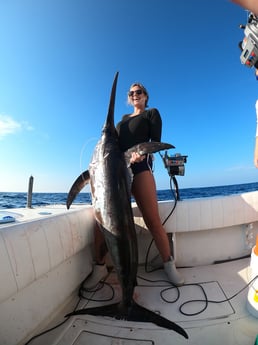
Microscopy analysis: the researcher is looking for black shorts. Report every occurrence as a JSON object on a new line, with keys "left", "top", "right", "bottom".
{"left": 130, "top": 155, "right": 153, "bottom": 176}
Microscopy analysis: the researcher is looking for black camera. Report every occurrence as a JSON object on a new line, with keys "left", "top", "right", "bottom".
{"left": 239, "top": 12, "right": 258, "bottom": 69}
{"left": 162, "top": 152, "right": 188, "bottom": 177}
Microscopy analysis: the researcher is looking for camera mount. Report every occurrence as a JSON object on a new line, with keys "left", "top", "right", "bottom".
{"left": 239, "top": 12, "right": 258, "bottom": 69}
{"left": 161, "top": 151, "right": 188, "bottom": 177}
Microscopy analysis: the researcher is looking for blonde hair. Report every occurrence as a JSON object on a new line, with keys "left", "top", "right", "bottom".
{"left": 127, "top": 83, "right": 149, "bottom": 107}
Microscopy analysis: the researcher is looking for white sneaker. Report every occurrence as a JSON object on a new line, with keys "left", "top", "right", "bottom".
{"left": 83, "top": 264, "right": 108, "bottom": 290}
{"left": 164, "top": 257, "right": 184, "bottom": 286}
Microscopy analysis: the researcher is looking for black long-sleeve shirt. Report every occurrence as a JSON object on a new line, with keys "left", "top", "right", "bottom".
{"left": 116, "top": 108, "right": 162, "bottom": 152}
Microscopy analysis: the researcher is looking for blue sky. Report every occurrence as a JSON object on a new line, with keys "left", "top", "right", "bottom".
{"left": 0, "top": 0, "right": 257, "bottom": 192}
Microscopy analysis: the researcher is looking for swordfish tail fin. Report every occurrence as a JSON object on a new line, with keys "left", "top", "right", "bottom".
{"left": 129, "top": 302, "right": 188, "bottom": 339}
{"left": 66, "top": 301, "right": 188, "bottom": 339}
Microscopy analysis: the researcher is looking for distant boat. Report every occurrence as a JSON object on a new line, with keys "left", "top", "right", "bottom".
{"left": 0, "top": 190, "right": 258, "bottom": 345}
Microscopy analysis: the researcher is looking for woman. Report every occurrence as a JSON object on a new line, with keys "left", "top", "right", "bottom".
{"left": 116, "top": 83, "right": 184, "bottom": 286}
{"left": 86, "top": 83, "right": 184, "bottom": 289}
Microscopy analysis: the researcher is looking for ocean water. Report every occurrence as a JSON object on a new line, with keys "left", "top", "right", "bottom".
{"left": 0, "top": 182, "right": 257, "bottom": 209}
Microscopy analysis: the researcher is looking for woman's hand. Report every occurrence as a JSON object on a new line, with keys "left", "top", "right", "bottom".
{"left": 130, "top": 152, "right": 145, "bottom": 164}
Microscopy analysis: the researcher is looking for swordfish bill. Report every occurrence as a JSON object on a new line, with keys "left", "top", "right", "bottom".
{"left": 66, "top": 72, "right": 188, "bottom": 339}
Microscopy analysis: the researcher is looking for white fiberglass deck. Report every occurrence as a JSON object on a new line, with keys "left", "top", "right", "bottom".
{"left": 27, "top": 257, "right": 258, "bottom": 345}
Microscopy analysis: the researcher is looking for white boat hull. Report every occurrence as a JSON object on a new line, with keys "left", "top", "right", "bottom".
{"left": 0, "top": 191, "right": 257, "bottom": 345}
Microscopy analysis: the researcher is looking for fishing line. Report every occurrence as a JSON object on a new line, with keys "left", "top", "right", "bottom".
{"left": 79, "top": 280, "right": 115, "bottom": 302}
{"left": 79, "top": 137, "right": 98, "bottom": 175}
{"left": 162, "top": 176, "right": 179, "bottom": 225}
{"left": 160, "top": 282, "right": 208, "bottom": 316}
{"left": 137, "top": 275, "right": 181, "bottom": 303}
{"left": 22, "top": 297, "right": 81, "bottom": 345}
{"left": 176, "top": 275, "right": 258, "bottom": 317}
{"left": 23, "top": 275, "right": 115, "bottom": 344}
{"left": 137, "top": 275, "right": 258, "bottom": 318}
{"left": 144, "top": 175, "right": 179, "bottom": 273}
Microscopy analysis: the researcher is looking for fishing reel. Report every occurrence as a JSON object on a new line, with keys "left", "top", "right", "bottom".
{"left": 161, "top": 151, "right": 188, "bottom": 177}
{"left": 239, "top": 12, "right": 258, "bottom": 70}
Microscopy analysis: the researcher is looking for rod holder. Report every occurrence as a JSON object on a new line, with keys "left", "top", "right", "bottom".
{"left": 27, "top": 176, "right": 34, "bottom": 208}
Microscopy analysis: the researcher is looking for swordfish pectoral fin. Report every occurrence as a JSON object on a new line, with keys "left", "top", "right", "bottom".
{"left": 65, "top": 301, "right": 188, "bottom": 339}
{"left": 126, "top": 141, "right": 175, "bottom": 157}
{"left": 66, "top": 170, "right": 90, "bottom": 209}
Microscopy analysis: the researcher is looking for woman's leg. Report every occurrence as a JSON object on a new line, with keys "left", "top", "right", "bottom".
{"left": 132, "top": 170, "right": 170, "bottom": 261}
{"left": 132, "top": 170, "right": 184, "bottom": 286}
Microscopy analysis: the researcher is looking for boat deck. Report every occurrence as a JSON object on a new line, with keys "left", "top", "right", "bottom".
{"left": 26, "top": 257, "right": 258, "bottom": 345}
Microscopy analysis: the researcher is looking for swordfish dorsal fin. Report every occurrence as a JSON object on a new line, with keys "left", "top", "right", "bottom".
{"left": 103, "top": 71, "right": 119, "bottom": 133}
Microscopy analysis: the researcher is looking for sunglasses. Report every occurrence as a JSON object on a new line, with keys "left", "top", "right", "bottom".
{"left": 128, "top": 89, "right": 143, "bottom": 97}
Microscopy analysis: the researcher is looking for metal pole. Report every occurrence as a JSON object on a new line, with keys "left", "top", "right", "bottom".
{"left": 27, "top": 176, "right": 34, "bottom": 208}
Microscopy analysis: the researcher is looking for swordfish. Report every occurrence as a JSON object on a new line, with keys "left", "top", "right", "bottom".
{"left": 66, "top": 72, "right": 188, "bottom": 339}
